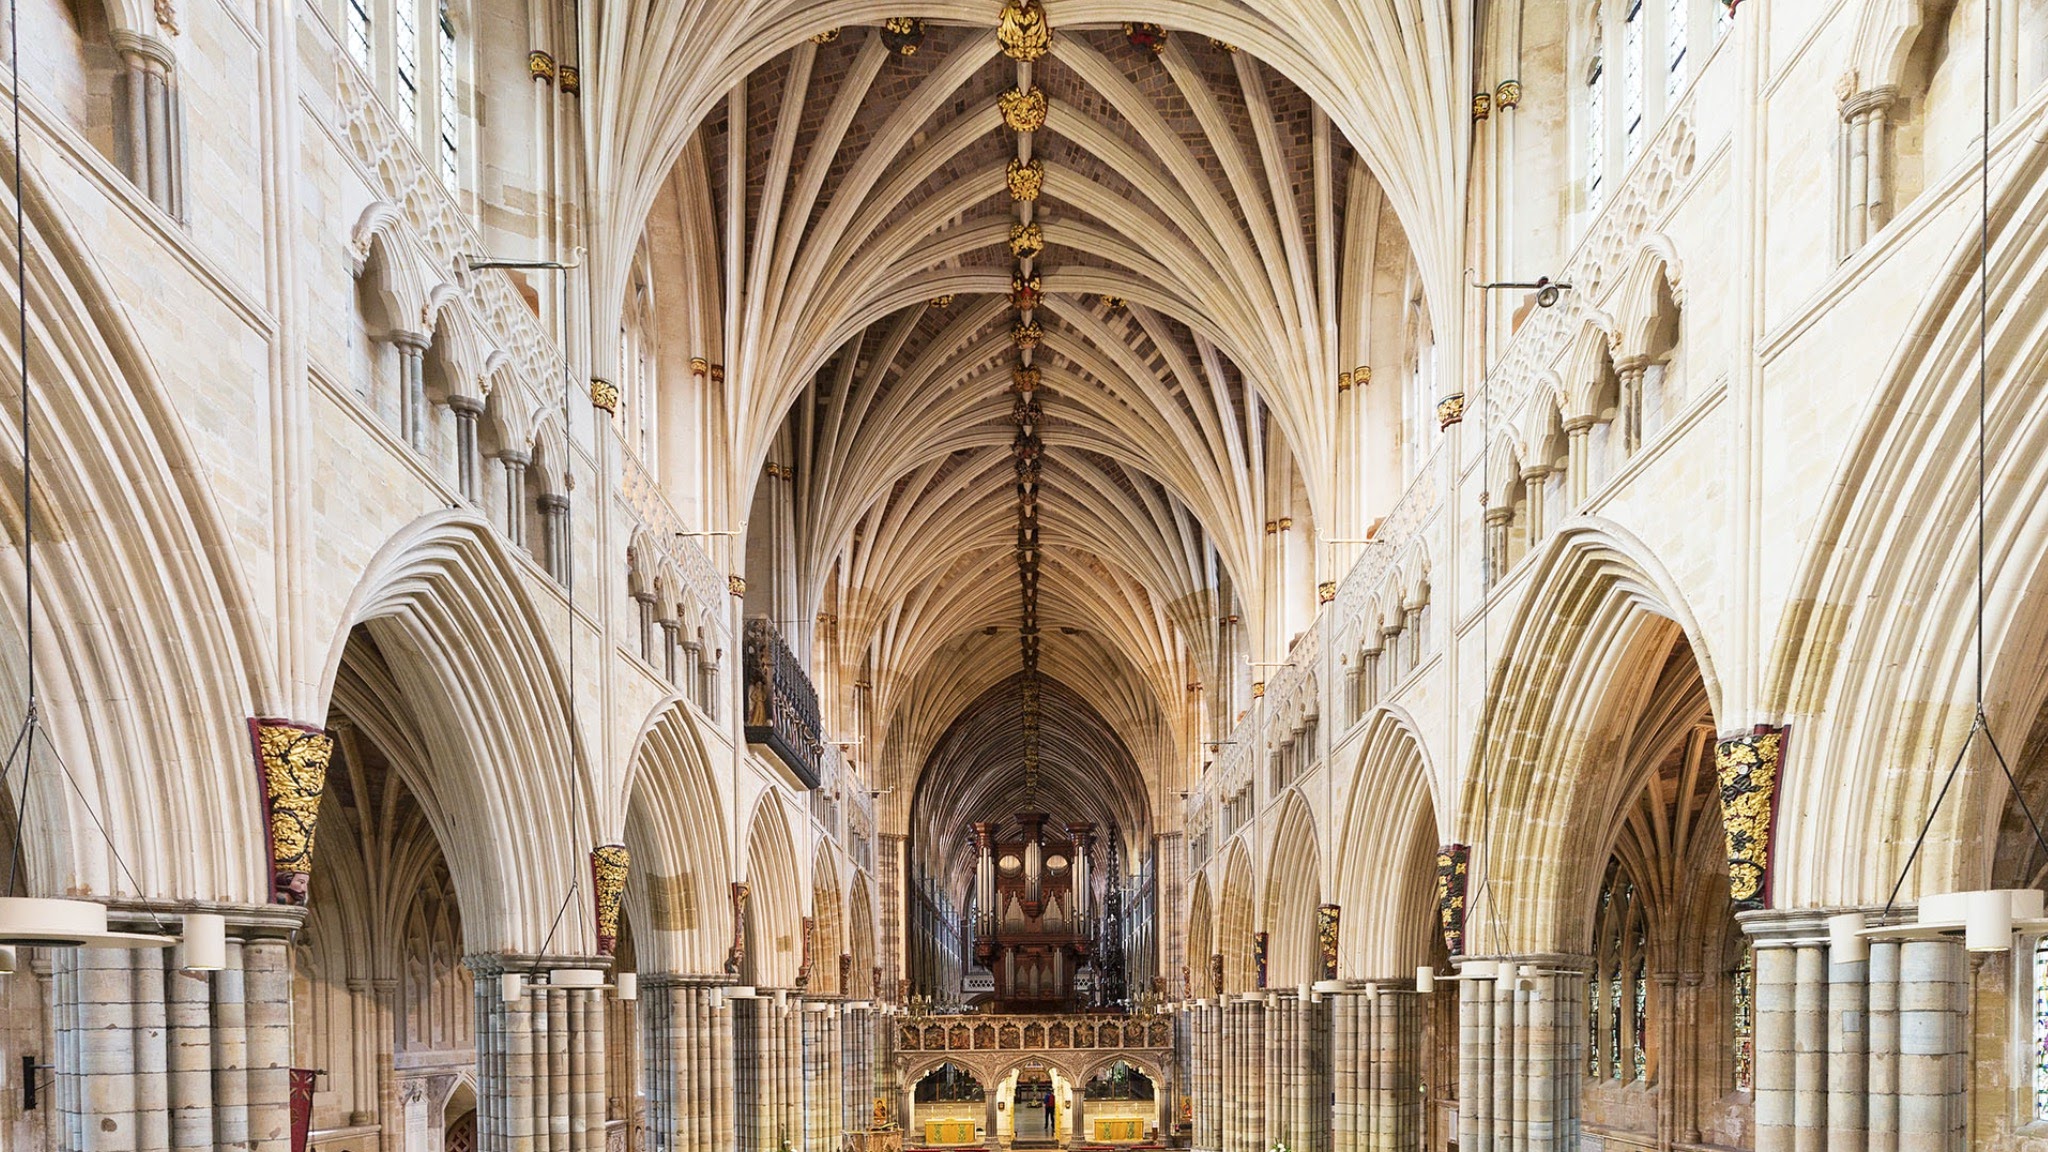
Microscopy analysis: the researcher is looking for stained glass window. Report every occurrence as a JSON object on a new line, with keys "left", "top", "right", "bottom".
{"left": 1666, "top": 0, "right": 1689, "bottom": 99}
{"left": 1610, "top": 962, "right": 1624, "bottom": 1079}
{"left": 437, "top": 4, "right": 459, "bottom": 189}
{"left": 345, "top": 0, "right": 372, "bottom": 71}
{"left": 1622, "top": 0, "right": 1646, "bottom": 164}
{"left": 1591, "top": 864, "right": 1648, "bottom": 1084}
{"left": 2033, "top": 936, "right": 2048, "bottom": 1118}
{"left": 1632, "top": 941, "right": 1648, "bottom": 1080}
{"left": 1586, "top": 56, "right": 1607, "bottom": 209}
{"left": 1588, "top": 970, "right": 1600, "bottom": 1078}
{"left": 1733, "top": 944, "right": 1754, "bottom": 1093}
{"left": 395, "top": 0, "right": 421, "bottom": 132}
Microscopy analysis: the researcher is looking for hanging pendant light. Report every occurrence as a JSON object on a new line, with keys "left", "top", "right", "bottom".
{"left": 179, "top": 912, "right": 226, "bottom": 970}
{"left": 1965, "top": 890, "right": 2013, "bottom": 952}
{"left": 0, "top": 897, "right": 174, "bottom": 949}
{"left": 1414, "top": 966, "right": 1435, "bottom": 994}
{"left": 615, "top": 972, "right": 637, "bottom": 1002}
{"left": 550, "top": 967, "right": 605, "bottom": 989}
{"left": 1827, "top": 912, "right": 1867, "bottom": 963}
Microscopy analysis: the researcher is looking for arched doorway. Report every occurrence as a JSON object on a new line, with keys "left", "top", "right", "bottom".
{"left": 910, "top": 1061, "right": 987, "bottom": 1146}
{"left": 998, "top": 1061, "right": 1070, "bottom": 1147}
{"left": 442, "top": 1081, "right": 477, "bottom": 1152}
{"left": 1080, "top": 1060, "right": 1157, "bottom": 1144}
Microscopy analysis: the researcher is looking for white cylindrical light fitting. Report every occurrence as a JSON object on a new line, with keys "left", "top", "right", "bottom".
{"left": 1967, "top": 890, "right": 2013, "bottom": 953}
{"left": 180, "top": 912, "right": 227, "bottom": 972}
{"left": 1827, "top": 912, "right": 1868, "bottom": 962}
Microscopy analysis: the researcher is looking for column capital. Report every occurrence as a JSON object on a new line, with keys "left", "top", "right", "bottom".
{"left": 388, "top": 329, "right": 431, "bottom": 353}
{"left": 447, "top": 393, "right": 485, "bottom": 417}
{"left": 496, "top": 448, "right": 533, "bottom": 469}
{"left": 1737, "top": 903, "right": 1889, "bottom": 944}
{"left": 463, "top": 951, "right": 616, "bottom": 976}
{"left": 104, "top": 897, "right": 307, "bottom": 939}
{"left": 640, "top": 972, "right": 742, "bottom": 990}
{"left": 1840, "top": 84, "right": 1900, "bottom": 121}
{"left": 111, "top": 30, "right": 176, "bottom": 70}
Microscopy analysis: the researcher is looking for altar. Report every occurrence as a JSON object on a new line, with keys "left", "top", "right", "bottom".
{"left": 1092, "top": 1119, "right": 1145, "bottom": 1143}
{"left": 923, "top": 1120, "right": 979, "bottom": 1146}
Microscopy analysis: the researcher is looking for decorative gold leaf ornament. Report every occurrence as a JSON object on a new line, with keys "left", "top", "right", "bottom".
{"left": 1007, "top": 157, "right": 1044, "bottom": 201}
{"left": 882, "top": 17, "right": 926, "bottom": 55}
{"left": 1012, "top": 273, "right": 1042, "bottom": 312}
{"left": 999, "top": 86, "right": 1049, "bottom": 132}
{"left": 1009, "top": 222, "right": 1044, "bottom": 258}
{"left": 998, "top": 0, "right": 1051, "bottom": 62}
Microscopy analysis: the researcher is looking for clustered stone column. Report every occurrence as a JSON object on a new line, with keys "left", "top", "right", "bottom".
{"left": 1482, "top": 508, "right": 1513, "bottom": 587}
{"left": 539, "top": 493, "right": 571, "bottom": 583}
{"left": 392, "top": 332, "right": 430, "bottom": 454}
{"left": 640, "top": 977, "right": 735, "bottom": 1152}
{"left": 800, "top": 1001, "right": 843, "bottom": 1152}
{"left": 49, "top": 906, "right": 298, "bottom": 1152}
{"left": 1616, "top": 357, "right": 1649, "bottom": 456}
{"left": 1563, "top": 416, "right": 1597, "bottom": 505}
{"left": 111, "top": 32, "right": 185, "bottom": 216}
{"left": 1331, "top": 985, "right": 1421, "bottom": 1152}
{"left": 1455, "top": 958, "right": 1586, "bottom": 1152}
{"left": 733, "top": 993, "right": 807, "bottom": 1152}
{"left": 1186, "top": 1001, "right": 1222, "bottom": 1152}
{"left": 1746, "top": 910, "right": 1967, "bottom": 1152}
{"left": 838, "top": 1003, "right": 876, "bottom": 1138}
{"left": 469, "top": 957, "right": 610, "bottom": 1152}
{"left": 1838, "top": 87, "right": 1898, "bottom": 256}
{"left": 498, "top": 450, "right": 531, "bottom": 546}
{"left": 1220, "top": 996, "right": 1267, "bottom": 1152}
{"left": 1263, "top": 991, "right": 1330, "bottom": 1152}
{"left": 450, "top": 395, "right": 485, "bottom": 503}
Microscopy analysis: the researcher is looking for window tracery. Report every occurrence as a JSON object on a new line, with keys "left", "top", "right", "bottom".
{"left": 394, "top": 0, "right": 420, "bottom": 130}
{"left": 1589, "top": 861, "right": 1648, "bottom": 1085}
{"left": 347, "top": 0, "right": 373, "bottom": 71}
{"left": 1665, "top": 0, "right": 1688, "bottom": 99}
{"left": 437, "top": 3, "right": 459, "bottom": 188}
{"left": 2034, "top": 936, "right": 2048, "bottom": 1119}
{"left": 1585, "top": 55, "right": 1607, "bottom": 210}
{"left": 1733, "top": 943, "right": 1753, "bottom": 1093}
{"left": 1622, "top": 0, "right": 1646, "bottom": 164}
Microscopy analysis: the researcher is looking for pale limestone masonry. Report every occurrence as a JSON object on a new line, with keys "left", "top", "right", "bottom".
{"left": 11, "top": 2, "right": 2048, "bottom": 1151}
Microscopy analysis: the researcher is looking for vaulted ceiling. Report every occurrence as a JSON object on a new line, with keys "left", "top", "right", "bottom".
{"left": 615, "top": 4, "right": 1458, "bottom": 857}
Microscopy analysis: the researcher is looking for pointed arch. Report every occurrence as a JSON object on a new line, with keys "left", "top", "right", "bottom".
{"left": 1260, "top": 793, "right": 1323, "bottom": 987}
{"left": 1335, "top": 707, "right": 1442, "bottom": 976}
{"left": 1215, "top": 842, "right": 1257, "bottom": 993}
{"left": 316, "top": 511, "right": 587, "bottom": 950}
{"left": 741, "top": 790, "right": 805, "bottom": 987}
{"left": 1463, "top": 520, "right": 1721, "bottom": 953}
{"left": 622, "top": 697, "right": 731, "bottom": 974}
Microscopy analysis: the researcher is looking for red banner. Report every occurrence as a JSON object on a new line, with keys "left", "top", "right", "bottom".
{"left": 289, "top": 1069, "right": 316, "bottom": 1152}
